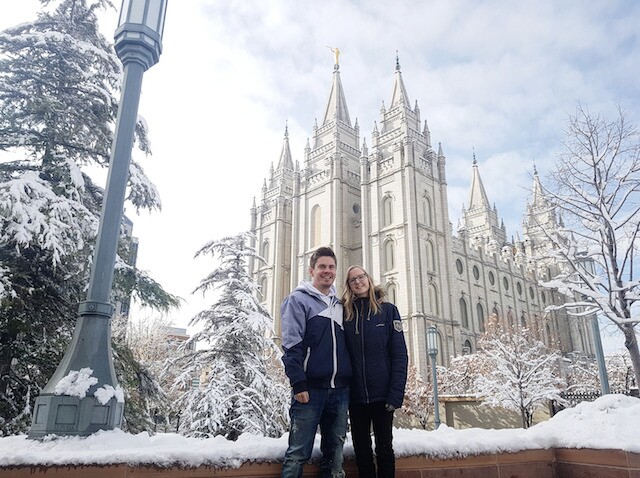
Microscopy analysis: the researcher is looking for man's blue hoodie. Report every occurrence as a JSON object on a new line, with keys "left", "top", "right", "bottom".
{"left": 281, "top": 280, "right": 352, "bottom": 394}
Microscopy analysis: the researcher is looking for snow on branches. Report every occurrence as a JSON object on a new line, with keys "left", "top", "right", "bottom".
{"left": 535, "top": 103, "right": 640, "bottom": 389}
{"left": 475, "top": 325, "right": 565, "bottom": 428}
{"left": 166, "top": 232, "right": 289, "bottom": 440}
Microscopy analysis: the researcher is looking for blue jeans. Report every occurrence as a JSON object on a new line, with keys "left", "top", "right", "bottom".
{"left": 281, "top": 387, "right": 349, "bottom": 478}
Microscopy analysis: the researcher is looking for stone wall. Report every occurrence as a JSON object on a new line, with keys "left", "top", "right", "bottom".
{"left": 2, "top": 449, "right": 639, "bottom": 478}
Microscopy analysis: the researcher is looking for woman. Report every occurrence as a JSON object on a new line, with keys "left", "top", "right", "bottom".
{"left": 342, "top": 265, "right": 408, "bottom": 478}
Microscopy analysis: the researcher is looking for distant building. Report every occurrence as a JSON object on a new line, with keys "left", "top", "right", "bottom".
{"left": 163, "top": 326, "right": 195, "bottom": 353}
{"left": 161, "top": 326, "right": 198, "bottom": 389}
{"left": 114, "top": 214, "right": 138, "bottom": 319}
{"left": 250, "top": 57, "right": 595, "bottom": 375}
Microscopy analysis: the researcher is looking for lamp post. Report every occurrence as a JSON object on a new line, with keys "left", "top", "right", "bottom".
{"left": 426, "top": 325, "right": 441, "bottom": 429}
{"left": 28, "top": 0, "right": 167, "bottom": 439}
{"left": 591, "top": 315, "right": 610, "bottom": 395}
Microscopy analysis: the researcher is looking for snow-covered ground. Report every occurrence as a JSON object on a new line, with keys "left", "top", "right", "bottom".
{"left": 0, "top": 395, "right": 638, "bottom": 469}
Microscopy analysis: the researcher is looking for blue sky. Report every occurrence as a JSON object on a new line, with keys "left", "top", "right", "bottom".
{"left": 1, "top": 1, "right": 639, "bottom": 353}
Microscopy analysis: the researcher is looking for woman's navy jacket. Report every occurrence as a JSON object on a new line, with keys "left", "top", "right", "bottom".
{"left": 344, "top": 297, "right": 408, "bottom": 408}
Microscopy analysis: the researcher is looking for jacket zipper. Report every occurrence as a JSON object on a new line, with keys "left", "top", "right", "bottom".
{"left": 303, "top": 347, "right": 311, "bottom": 372}
{"left": 359, "top": 301, "right": 370, "bottom": 403}
{"left": 330, "top": 299, "right": 337, "bottom": 388}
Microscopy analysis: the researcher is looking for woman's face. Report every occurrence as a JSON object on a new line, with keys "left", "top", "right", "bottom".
{"left": 347, "top": 268, "right": 370, "bottom": 298}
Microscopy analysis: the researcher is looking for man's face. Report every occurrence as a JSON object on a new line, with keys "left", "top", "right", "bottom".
{"left": 309, "top": 256, "right": 336, "bottom": 293}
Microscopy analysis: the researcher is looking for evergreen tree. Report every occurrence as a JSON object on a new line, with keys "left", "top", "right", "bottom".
{"left": 167, "top": 232, "right": 289, "bottom": 440}
{"left": 0, "top": 0, "right": 178, "bottom": 435}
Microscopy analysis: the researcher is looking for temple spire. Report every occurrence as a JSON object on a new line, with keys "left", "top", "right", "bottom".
{"left": 468, "top": 153, "right": 490, "bottom": 211}
{"left": 390, "top": 53, "right": 410, "bottom": 108}
{"left": 322, "top": 50, "right": 351, "bottom": 126}
{"left": 276, "top": 122, "right": 293, "bottom": 170}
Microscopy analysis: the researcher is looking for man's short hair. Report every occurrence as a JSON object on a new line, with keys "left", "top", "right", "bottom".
{"left": 309, "top": 246, "right": 337, "bottom": 269}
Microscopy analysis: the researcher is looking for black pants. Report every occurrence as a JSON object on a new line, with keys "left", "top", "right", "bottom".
{"left": 349, "top": 402, "right": 395, "bottom": 478}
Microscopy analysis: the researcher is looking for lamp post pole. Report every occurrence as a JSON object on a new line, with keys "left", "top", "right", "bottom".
{"left": 28, "top": 0, "right": 167, "bottom": 439}
{"left": 426, "top": 325, "right": 441, "bottom": 429}
{"left": 591, "top": 315, "right": 610, "bottom": 395}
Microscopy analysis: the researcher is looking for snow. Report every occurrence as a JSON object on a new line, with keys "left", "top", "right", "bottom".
{"left": 0, "top": 395, "right": 637, "bottom": 468}
{"left": 93, "top": 385, "right": 125, "bottom": 405}
{"left": 53, "top": 368, "right": 98, "bottom": 399}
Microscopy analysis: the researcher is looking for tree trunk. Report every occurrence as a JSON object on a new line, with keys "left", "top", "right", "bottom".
{"left": 520, "top": 405, "right": 528, "bottom": 429}
{"left": 0, "top": 325, "right": 17, "bottom": 397}
{"left": 622, "top": 323, "right": 640, "bottom": 390}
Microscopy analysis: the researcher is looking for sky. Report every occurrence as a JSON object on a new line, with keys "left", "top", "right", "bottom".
{"left": 0, "top": 394, "right": 638, "bottom": 467}
{"left": 1, "top": 1, "right": 639, "bottom": 352}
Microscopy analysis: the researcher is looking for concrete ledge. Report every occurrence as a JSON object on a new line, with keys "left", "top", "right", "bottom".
{"left": 1, "top": 449, "right": 638, "bottom": 477}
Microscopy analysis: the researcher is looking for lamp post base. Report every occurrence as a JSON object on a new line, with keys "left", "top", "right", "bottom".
{"left": 28, "top": 394, "right": 123, "bottom": 439}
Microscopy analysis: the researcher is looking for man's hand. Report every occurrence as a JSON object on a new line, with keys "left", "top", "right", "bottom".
{"left": 294, "top": 391, "right": 310, "bottom": 403}
{"left": 385, "top": 403, "right": 396, "bottom": 412}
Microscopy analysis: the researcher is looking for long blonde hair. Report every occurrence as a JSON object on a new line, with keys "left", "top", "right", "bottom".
{"left": 341, "top": 265, "right": 385, "bottom": 322}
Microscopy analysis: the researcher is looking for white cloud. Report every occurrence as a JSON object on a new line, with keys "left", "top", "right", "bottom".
{"left": 2, "top": 1, "right": 640, "bottom": 332}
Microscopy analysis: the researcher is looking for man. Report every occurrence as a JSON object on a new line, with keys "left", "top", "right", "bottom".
{"left": 280, "top": 246, "right": 352, "bottom": 478}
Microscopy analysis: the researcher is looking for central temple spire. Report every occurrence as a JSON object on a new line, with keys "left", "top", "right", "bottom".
{"left": 322, "top": 49, "right": 351, "bottom": 126}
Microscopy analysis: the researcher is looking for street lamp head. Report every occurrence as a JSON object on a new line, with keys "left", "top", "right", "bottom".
{"left": 426, "top": 325, "right": 438, "bottom": 356}
{"left": 114, "top": 0, "right": 168, "bottom": 70}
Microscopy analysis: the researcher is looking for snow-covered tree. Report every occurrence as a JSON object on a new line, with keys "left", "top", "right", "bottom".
{"left": 402, "top": 364, "right": 433, "bottom": 430}
{"left": 564, "top": 351, "right": 637, "bottom": 395}
{"left": 166, "top": 233, "right": 289, "bottom": 440}
{"left": 440, "top": 353, "right": 491, "bottom": 396}
{"left": 564, "top": 356, "right": 599, "bottom": 393}
{"left": 111, "top": 314, "right": 175, "bottom": 433}
{"left": 114, "top": 314, "right": 175, "bottom": 378}
{"left": 0, "top": 0, "right": 179, "bottom": 435}
{"left": 536, "top": 104, "right": 640, "bottom": 388}
{"left": 606, "top": 352, "right": 638, "bottom": 392}
{"left": 475, "top": 326, "right": 565, "bottom": 428}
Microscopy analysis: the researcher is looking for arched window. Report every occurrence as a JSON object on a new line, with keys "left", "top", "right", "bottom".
{"left": 428, "top": 284, "right": 439, "bottom": 315}
{"left": 423, "top": 196, "right": 433, "bottom": 227}
{"left": 545, "top": 323, "right": 552, "bottom": 343}
{"left": 384, "top": 240, "right": 395, "bottom": 271}
{"left": 492, "top": 305, "right": 500, "bottom": 318}
{"left": 520, "top": 313, "right": 526, "bottom": 328}
{"left": 476, "top": 303, "right": 485, "bottom": 332}
{"left": 460, "top": 297, "right": 469, "bottom": 329}
{"left": 259, "top": 275, "right": 268, "bottom": 301}
{"left": 507, "top": 309, "right": 515, "bottom": 328}
{"left": 426, "top": 241, "right": 436, "bottom": 271}
{"left": 260, "top": 240, "right": 270, "bottom": 263}
{"left": 463, "top": 339, "right": 472, "bottom": 355}
{"left": 310, "top": 205, "right": 321, "bottom": 247}
{"left": 382, "top": 196, "right": 393, "bottom": 227}
{"left": 387, "top": 283, "right": 397, "bottom": 304}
